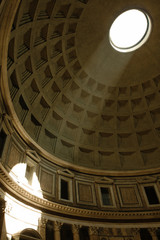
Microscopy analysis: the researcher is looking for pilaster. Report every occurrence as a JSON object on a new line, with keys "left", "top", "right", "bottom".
{"left": 38, "top": 217, "right": 47, "bottom": 240}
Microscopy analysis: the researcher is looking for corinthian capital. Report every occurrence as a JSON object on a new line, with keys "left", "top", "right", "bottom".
{"left": 38, "top": 217, "right": 47, "bottom": 227}
{"left": 54, "top": 221, "right": 63, "bottom": 231}
{"left": 132, "top": 228, "right": 140, "bottom": 235}
{"left": 89, "top": 226, "right": 99, "bottom": 235}
{"left": 72, "top": 224, "right": 81, "bottom": 234}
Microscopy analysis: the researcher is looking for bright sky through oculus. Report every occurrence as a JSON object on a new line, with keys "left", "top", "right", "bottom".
{"left": 109, "top": 9, "right": 151, "bottom": 52}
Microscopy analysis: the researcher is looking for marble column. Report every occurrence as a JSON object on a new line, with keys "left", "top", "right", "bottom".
{"left": 72, "top": 224, "right": 81, "bottom": 240}
{"left": 54, "top": 221, "right": 63, "bottom": 240}
{"left": 149, "top": 228, "right": 158, "bottom": 240}
{"left": 132, "top": 228, "right": 141, "bottom": 240}
{"left": 89, "top": 226, "right": 99, "bottom": 240}
{"left": 38, "top": 217, "right": 47, "bottom": 240}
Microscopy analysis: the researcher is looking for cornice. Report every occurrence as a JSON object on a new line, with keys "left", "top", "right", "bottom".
{"left": 1, "top": 163, "right": 160, "bottom": 223}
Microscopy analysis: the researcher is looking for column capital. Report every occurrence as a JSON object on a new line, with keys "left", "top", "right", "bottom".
{"left": 132, "top": 228, "right": 140, "bottom": 235}
{"left": 149, "top": 228, "right": 158, "bottom": 234}
{"left": 54, "top": 221, "right": 63, "bottom": 231}
{"left": 38, "top": 217, "right": 47, "bottom": 227}
{"left": 0, "top": 198, "right": 6, "bottom": 214}
{"left": 5, "top": 201, "right": 12, "bottom": 214}
{"left": 72, "top": 224, "right": 81, "bottom": 234}
{"left": 89, "top": 226, "right": 99, "bottom": 236}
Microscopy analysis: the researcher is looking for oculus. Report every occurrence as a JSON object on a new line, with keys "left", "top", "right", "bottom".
{"left": 109, "top": 9, "right": 151, "bottom": 52}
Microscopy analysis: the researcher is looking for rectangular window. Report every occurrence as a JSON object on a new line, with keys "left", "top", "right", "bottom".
{"left": 100, "top": 187, "right": 112, "bottom": 206}
{"left": 144, "top": 186, "right": 159, "bottom": 205}
{"left": 0, "top": 129, "right": 7, "bottom": 158}
{"left": 61, "top": 179, "right": 69, "bottom": 200}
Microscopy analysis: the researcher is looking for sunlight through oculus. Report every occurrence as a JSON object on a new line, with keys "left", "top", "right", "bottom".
{"left": 109, "top": 9, "right": 151, "bottom": 52}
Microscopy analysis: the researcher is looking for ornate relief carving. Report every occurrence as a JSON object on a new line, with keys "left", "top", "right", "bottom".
{"left": 54, "top": 221, "right": 63, "bottom": 231}
{"left": 132, "top": 228, "right": 140, "bottom": 235}
{"left": 5, "top": 201, "right": 12, "bottom": 214}
{"left": 136, "top": 176, "right": 157, "bottom": 183}
{"left": 89, "top": 226, "right": 99, "bottom": 235}
{"left": 95, "top": 177, "right": 114, "bottom": 184}
{"left": 0, "top": 198, "right": 6, "bottom": 213}
{"left": 150, "top": 228, "right": 158, "bottom": 233}
{"left": 38, "top": 217, "right": 47, "bottom": 227}
{"left": 72, "top": 224, "right": 81, "bottom": 234}
{"left": 117, "top": 228, "right": 122, "bottom": 236}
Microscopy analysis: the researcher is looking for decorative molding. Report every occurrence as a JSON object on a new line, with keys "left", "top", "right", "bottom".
{"left": 149, "top": 227, "right": 158, "bottom": 234}
{"left": 72, "top": 224, "right": 81, "bottom": 234}
{"left": 0, "top": 197, "right": 6, "bottom": 213}
{"left": 57, "top": 169, "right": 74, "bottom": 178}
{"left": 5, "top": 201, "right": 12, "bottom": 214}
{"left": 132, "top": 228, "right": 140, "bottom": 235}
{"left": 117, "top": 184, "right": 142, "bottom": 208}
{"left": 54, "top": 221, "right": 63, "bottom": 231}
{"left": 95, "top": 177, "right": 114, "bottom": 184}
{"left": 136, "top": 176, "right": 157, "bottom": 183}
{"left": 0, "top": 113, "right": 14, "bottom": 134}
{"left": 1, "top": 163, "right": 160, "bottom": 222}
{"left": 26, "top": 150, "right": 41, "bottom": 163}
{"left": 89, "top": 226, "right": 99, "bottom": 235}
{"left": 76, "top": 180, "right": 97, "bottom": 206}
{"left": 38, "top": 217, "right": 47, "bottom": 227}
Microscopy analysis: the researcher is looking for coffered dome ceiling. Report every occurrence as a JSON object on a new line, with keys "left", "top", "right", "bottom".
{"left": 6, "top": 0, "right": 160, "bottom": 171}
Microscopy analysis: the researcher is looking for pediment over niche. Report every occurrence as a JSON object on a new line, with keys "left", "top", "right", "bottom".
{"left": 26, "top": 150, "right": 41, "bottom": 163}
{"left": 95, "top": 176, "right": 113, "bottom": 184}
{"left": 57, "top": 169, "right": 74, "bottom": 178}
{"left": 136, "top": 176, "right": 157, "bottom": 183}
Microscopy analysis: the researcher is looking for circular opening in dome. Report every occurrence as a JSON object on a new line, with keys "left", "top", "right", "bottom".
{"left": 109, "top": 9, "right": 151, "bottom": 52}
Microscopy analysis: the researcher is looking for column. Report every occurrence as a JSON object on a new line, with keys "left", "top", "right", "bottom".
{"left": 132, "top": 228, "right": 141, "bottom": 240}
{"left": 0, "top": 198, "right": 5, "bottom": 240}
{"left": 72, "top": 224, "right": 81, "bottom": 240}
{"left": 89, "top": 226, "right": 99, "bottom": 240}
{"left": 38, "top": 217, "right": 47, "bottom": 240}
{"left": 149, "top": 228, "right": 158, "bottom": 240}
{"left": 54, "top": 221, "right": 63, "bottom": 240}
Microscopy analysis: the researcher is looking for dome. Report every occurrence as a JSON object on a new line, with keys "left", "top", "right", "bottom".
{"left": 5, "top": 0, "right": 160, "bottom": 173}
